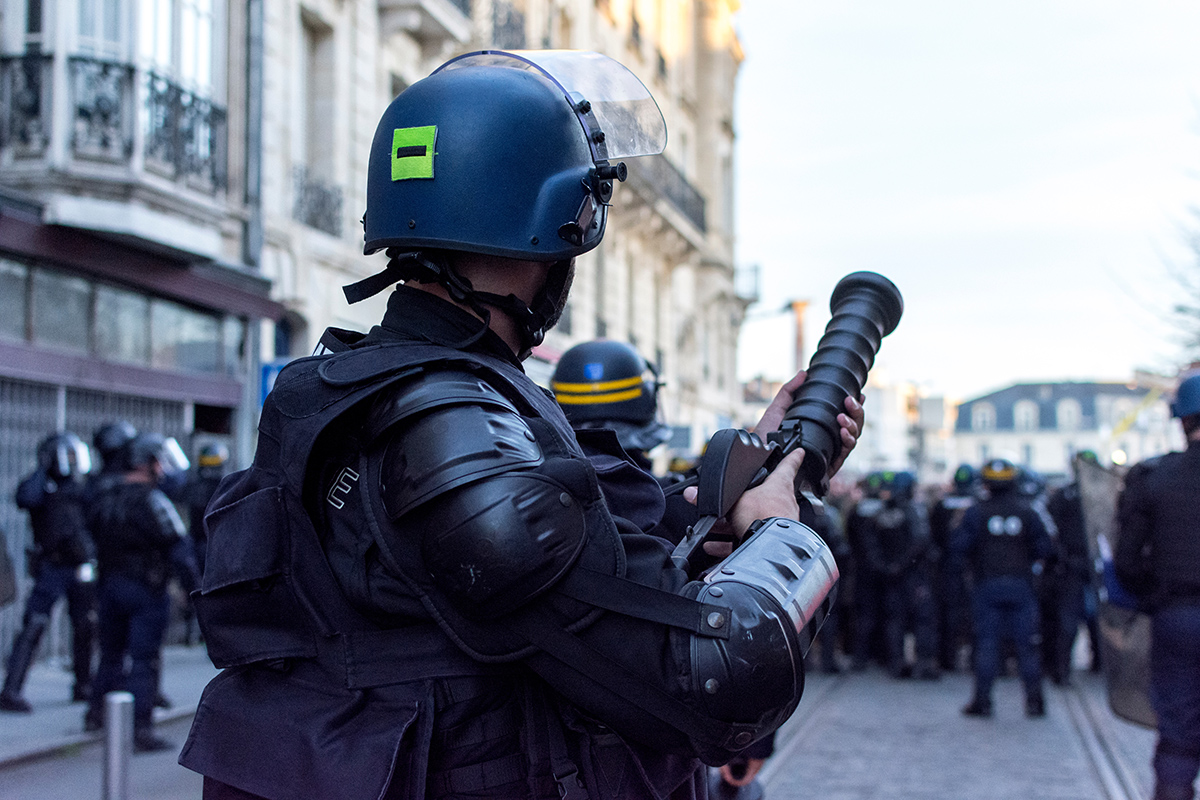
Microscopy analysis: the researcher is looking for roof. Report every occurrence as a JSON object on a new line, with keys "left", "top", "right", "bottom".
{"left": 954, "top": 381, "right": 1151, "bottom": 433}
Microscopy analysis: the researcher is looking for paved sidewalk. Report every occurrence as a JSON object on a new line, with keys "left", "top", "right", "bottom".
{"left": 0, "top": 644, "right": 217, "bottom": 767}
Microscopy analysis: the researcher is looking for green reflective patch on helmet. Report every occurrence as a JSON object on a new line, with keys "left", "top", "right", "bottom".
{"left": 391, "top": 126, "right": 437, "bottom": 180}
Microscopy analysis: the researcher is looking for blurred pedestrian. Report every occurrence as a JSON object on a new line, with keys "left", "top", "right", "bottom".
{"left": 1115, "top": 374, "right": 1200, "bottom": 800}
{"left": 84, "top": 432, "right": 198, "bottom": 751}
{"left": 953, "top": 458, "right": 1052, "bottom": 718}
{"left": 0, "top": 432, "right": 97, "bottom": 712}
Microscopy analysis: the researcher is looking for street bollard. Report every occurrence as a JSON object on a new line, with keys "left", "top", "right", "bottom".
{"left": 102, "top": 691, "right": 134, "bottom": 800}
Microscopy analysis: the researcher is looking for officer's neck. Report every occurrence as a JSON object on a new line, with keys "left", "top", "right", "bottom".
{"left": 412, "top": 254, "right": 551, "bottom": 357}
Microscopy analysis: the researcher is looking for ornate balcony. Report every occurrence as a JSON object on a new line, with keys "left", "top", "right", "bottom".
{"left": 0, "top": 53, "right": 227, "bottom": 194}
{"left": 628, "top": 153, "right": 707, "bottom": 234}
{"left": 0, "top": 54, "right": 52, "bottom": 158}
{"left": 379, "top": 0, "right": 471, "bottom": 44}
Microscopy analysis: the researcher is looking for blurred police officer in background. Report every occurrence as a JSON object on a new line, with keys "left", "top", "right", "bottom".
{"left": 179, "top": 442, "right": 231, "bottom": 577}
{"left": 1116, "top": 374, "right": 1200, "bottom": 800}
{"left": 84, "top": 432, "right": 198, "bottom": 752}
{"left": 1044, "top": 450, "right": 1099, "bottom": 685}
{"left": 180, "top": 50, "right": 862, "bottom": 800}
{"left": 859, "top": 471, "right": 938, "bottom": 680}
{"left": 0, "top": 432, "right": 96, "bottom": 712}
{"left": 929, "top": 464, "right": 979, "bottom": 672}
{"left": 953, "top": 458, "right": 1053, "bottom": 718}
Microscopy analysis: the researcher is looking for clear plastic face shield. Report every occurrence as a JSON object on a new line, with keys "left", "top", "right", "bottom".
{"left": 435, "top": 50, "right": 667, "bottom": 247}
{"left": 157, "top": 436, "right": 191, "bottom": 477}
{"left": 52, "top": 437, "right": 92, "bottom": 480}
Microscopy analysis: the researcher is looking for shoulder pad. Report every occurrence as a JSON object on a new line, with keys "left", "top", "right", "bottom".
{"left": 378, "top": 375, "right": 544, "bottom": 519}
{"left": 366, "top": 370, "right": 521, "bottom": 441}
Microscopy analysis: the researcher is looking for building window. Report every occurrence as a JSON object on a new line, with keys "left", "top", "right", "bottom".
{"left": 1014, "top": 399, "right": 1039, "bottom": 432}
{"left": 95, "top": 285, "right": 150, "bottom": 364}
{"left": 1022, "top": 443, "right": 1034, "bottom": 466}
{"left": 1056, "top": 398, "right": 1081, "bottom": 431}
{"left": 0, "top": 259, "right": 28, "bottom": 340}
{"left": 980, "top": 444, "right": 990, "bottom": 462}
{"left": 971, "top": 403, "right": 995, "bottom": 432}
{"left": 2, "top": 257, "right": 232, "bottom": 375}
{"left": 32, "top": 270, "right": 91, "bottom": 352}
{"left": 79, "top": 0, "right": 125, "bottom": 59}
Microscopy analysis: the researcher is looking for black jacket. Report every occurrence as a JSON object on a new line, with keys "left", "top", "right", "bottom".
{"left": 1115, "top": 442, "right": 1200, "bottom": 609}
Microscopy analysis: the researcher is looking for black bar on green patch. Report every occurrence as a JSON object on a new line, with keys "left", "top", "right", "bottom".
{"left": 395, "top": 145, "right": 427, "bottom": 159}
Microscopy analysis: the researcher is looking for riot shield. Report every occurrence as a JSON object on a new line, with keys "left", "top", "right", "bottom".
{"left": 1078, "top": 457, "right": 1156, "bottom": 729}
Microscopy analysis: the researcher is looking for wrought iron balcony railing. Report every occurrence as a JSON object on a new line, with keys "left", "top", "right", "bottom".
{"left": 292, "top": 165, "right": 344, "bottom": 237}
{"left": 632, "top": 154, "right": 707, "bottom": 234}
{"left": 0, "top": 54, "right": 52, "bottom": 157}
{"left": 145, "top": 71, "right": 228, "bottom": 190}
{"left": 0, "top": 53, "right": 227, "bottom": 194}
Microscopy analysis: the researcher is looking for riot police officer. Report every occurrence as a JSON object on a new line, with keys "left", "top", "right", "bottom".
{"left": 1044, "top": 451, "right": 1098, "bottom": 685}
{"left": 848, "top": 472, "right": 887, "bottom": 670}
{"left": 1115, "top": 375, "right": 1200, "bottom": 800}
{"left": 952, "top": 458, "right": 1053, "bottom": 718}
{"left": 552, "top": 339, "right": 670, "bottom": 472}
{"left": 85, "top": 432, "right": 198, "bottom": 751}
{"left": 181, "top": 50, "right": 863, "bottom": 800}
{"left": 929, "top": 464, "right": 979, "bottom": 672}
{"left": 179, "top": 442, "right": 230, "bottom": 577}
{"left": 860, "top": 471, "right": 938, "bottom": 679}
{"left": 0, "top": 432, "right": 96, "bottom": 712}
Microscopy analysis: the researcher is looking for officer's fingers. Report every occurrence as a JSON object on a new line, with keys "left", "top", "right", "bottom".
{"left": 683, "top": 486, "right": 698, "bottom": 506}
{"left": 763, "top": 447, "right": 805, "bottom": 491}
{"left": 755, "top": 370, "right": 806, "bottom": 436}
{"left": 703, "top": 540, "right": 734, "bottom": 558}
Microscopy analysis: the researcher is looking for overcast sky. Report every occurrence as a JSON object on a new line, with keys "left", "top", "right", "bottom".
{"left": 733, "top": 1, "right": 1200, "bottom": 401}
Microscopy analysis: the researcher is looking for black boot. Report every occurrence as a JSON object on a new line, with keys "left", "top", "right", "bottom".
{"left": 962, "top": 697, "right": 993, "bottom": 717}
{"left": 1026, "top": 693, "right": 1046, "bottom": 718}
{"left": 0, "top": 614, "right": 48, "bottom": 713}
{"left": 133, "top": 727, "right": 175, "bottom": 753}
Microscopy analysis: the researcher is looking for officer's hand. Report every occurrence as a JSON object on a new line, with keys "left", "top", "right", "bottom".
{"left": 754, "top": 371, "right": 865, "bottom": 478}
{"left": 685, "top": 448, "right": 805, "bottom": 558}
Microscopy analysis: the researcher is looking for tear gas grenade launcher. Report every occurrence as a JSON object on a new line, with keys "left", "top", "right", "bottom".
{"left": 671, "top": 271, "right": 904, "bottom": 573}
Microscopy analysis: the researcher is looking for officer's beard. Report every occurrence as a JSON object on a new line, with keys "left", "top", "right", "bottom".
{"left": 542, "top": 259, "right": 575, "bottom": 332}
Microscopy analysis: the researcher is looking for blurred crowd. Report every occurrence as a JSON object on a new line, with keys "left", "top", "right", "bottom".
{"left": 807, "top": 457, "right": 1101, "bottom": 717}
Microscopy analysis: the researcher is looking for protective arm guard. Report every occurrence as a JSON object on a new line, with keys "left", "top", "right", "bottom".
{"left": 372, "top": 372, "right": 593, "bottom": 623}
{"left": 687, "top": 517, "right": 838, "bottom": 748}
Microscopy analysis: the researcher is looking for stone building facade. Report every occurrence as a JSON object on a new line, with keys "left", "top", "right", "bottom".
{"left": 258, "top": 0, "right": 751, "bottom": 460}
{"left": 954, "top": 379, "right": 1183, "bottom": 479}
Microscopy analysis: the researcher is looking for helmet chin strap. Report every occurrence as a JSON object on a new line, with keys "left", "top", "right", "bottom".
{"left": 343, "top": 250, "right": 570, "bottom": 359}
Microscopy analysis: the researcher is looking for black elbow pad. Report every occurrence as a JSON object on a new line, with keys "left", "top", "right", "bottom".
{"left": 688, "top": 518, "right": 838, "bottom": 740}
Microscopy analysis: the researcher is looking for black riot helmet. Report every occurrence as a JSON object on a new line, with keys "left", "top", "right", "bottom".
{"left": 348, "top": 50, "right": 666, "bottom": 356}
{"left": 952, "top": 463, "right": 978, "bottom": 494}
{"left": 37, "top": 432, "right": 92, "bottom": 481}
{"left": 93, "top": 420, "right": 137, "bottom": 473}
{"left": 552, "top": 340, "right": 669, "bottom": 453}
{"left": 196, "top": 442, "right": 230, "bottom": 480}
{"left": 980, "top": 458, "right": 1018, "bottom": 493}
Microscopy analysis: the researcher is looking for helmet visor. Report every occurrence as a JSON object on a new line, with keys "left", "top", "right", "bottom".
{"left": 435, "top": 50, "right": 667, "bottom": 161}
{"left": 158, "top": 437, "right": 191, "bottom": 476}
{"left": 54, "top": 437, "right": 92, "bottom": 478}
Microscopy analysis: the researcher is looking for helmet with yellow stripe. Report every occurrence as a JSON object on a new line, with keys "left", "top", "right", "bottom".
{"left": 552, "top": 340, "right": 669, "bottom": 453}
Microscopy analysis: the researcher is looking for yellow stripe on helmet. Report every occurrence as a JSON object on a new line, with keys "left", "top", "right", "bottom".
{"left": 551, "top": 376, "right": 643, "bottom": 394}
{"left": 555, "top": 387, "right": 644, "bottom": 405}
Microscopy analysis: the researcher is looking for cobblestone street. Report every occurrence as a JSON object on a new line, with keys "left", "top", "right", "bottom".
{"left": 761, "top": 667, "right": 1157, "bottom": 800}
